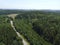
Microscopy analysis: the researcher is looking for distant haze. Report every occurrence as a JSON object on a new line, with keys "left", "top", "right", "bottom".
{"left": 0, "top": 0, "right": 60, "bottom": 10}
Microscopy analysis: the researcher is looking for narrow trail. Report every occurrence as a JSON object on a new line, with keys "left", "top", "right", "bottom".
{"left": 10, "top": 20, "right": 30, "bottom": 45}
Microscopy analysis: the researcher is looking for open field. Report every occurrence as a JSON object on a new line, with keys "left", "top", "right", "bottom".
{"left": 7, "top": 14, "right": 18, "bottom": 19}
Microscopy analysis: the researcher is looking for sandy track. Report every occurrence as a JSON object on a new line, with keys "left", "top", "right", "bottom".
{"left": 10, "top": 20, "right": 30, "bottom": 45}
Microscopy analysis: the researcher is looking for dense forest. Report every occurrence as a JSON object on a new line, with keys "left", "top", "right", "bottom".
{"left": 0, "top": 9, "right": 60, "bottom": 45}
{"left": 0, "top": 15, "right": 23, "bottom": 45}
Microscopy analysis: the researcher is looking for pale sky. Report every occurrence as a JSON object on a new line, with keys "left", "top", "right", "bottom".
{"left": 0, "top": 0, "right": 60, "bottom": 10}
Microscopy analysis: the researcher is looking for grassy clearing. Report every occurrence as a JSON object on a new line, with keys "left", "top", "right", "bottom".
{"left": 7, "top": 14, "right": 18, "bottom": 19}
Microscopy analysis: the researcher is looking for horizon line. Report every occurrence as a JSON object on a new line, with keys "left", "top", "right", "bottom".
{"left": 0, "top": 8, "right": 60, "bottom": 10}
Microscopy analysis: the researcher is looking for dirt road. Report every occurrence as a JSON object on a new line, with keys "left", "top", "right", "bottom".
{"left": 10, "top": 20, "right": 30, "bottom": 45}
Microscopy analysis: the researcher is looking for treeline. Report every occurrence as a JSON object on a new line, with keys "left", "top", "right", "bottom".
{"left": 0, "top": 9, "right": 26, "bottom": 15}
{"left": 0, "top": 9, "right": 60, "bottom": 15}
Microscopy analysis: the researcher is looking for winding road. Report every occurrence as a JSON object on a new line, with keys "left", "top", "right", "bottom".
{"left": 10, "top": 20, "right": 30, "bottom": 45}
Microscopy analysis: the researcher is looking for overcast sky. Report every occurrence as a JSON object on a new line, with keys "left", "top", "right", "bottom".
{"left": 0, "top": 0, "right": 60, "bottom": 10}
